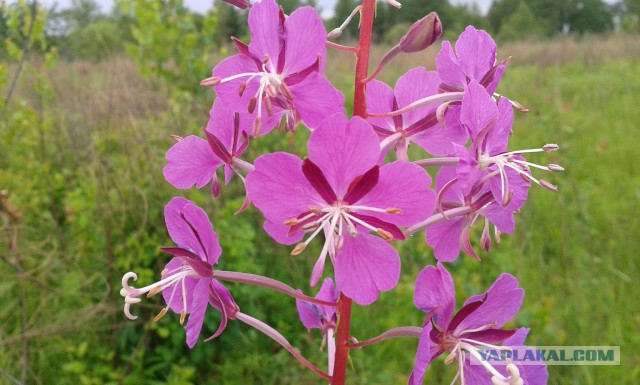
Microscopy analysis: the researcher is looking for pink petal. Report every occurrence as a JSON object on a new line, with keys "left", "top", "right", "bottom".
{"left": 289, "top": 73, "right": 345, "bottom": 130}
{"left": 455, "top": 273, "right": 524, "bottom": 334}
{"left": 308, "top": 115, "right": 380, "bottom": 197}
{"left": 296, "top": 294, "right": 323, "bottom": 330}
{"left": 460, "top": 80, "right": 498, "bottom": 139}
{"left": 455, "top": 26, "right": 496, "bottom": 83}
{"left": 395, "top": 67, "right": 440, "bottom": 127}
{"left": 425, "top": 216, "right": 466, "bottom": 262}
{"left": 247, "top": 0, "right": 282, "bottom": 67}
{"left": 411, "top": 107, "right": 468, "bottom": 156}
{"left": 164, "top": 198, "right": 222, "bottom": 264}
{"left": 484, "top": 96, "right": 513, "bottom": 155}
{"left": 355, "top": 161, "right": 435, "bottom": 226}
{"left": 245, "top": 152, "right": 324, "bottom": 233}
{"left": 414, "top": 263, "right": 455, "bottom": 330}
{"left": 185, "top": 278, "right": 210, "bottom": 348}
{"left": 334, "top": 233, "right": 400, "bottom": 305}
{"left": 365, "top": 80, "right": 396, "bottom": 132}
{"left": 408, "top": 322, "right": 434, "bottom": 385}
{"left": 263, "top": 219, "right": 304, "bottom": 245}
{"left": 282, "top": 6, "right": 326, "bottom": 75}
{"left": 436, "top": 40, "right": 465, "bottom": 89}
{"left": 213, "top": 54, "right": 261, "bottom": 112}
{"left": 163, "top": 136, "right": 222, "bottom": 189}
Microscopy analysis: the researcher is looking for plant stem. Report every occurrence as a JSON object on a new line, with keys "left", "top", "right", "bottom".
{"left": 331, "top": 2, "right": 376, "bottom": 384}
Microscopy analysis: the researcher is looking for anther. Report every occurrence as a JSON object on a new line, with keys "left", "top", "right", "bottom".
{"left": 283, "top": 218, "right": 298, "bottom": 226}
{"left": 147, "top": 286, "right": 162, "bottom": 298}
{"left": 292, "top": 243, "right": 306, "bottom": 255}
{"left": 547, "top": 163, "right": 564, "bottom": 172}
{"left": 248, "top": 97, "right": 257, "bottom": 114}
{"left": 309, "top": 206, "right": 323, "bottom": 215}
{"left": 161, "top": 268, "right": 168, "bottom": 276}
{"left": 377, "top": 228, "right": 393, "bottom": 240}
{"left": 264, "top": 96, "right": 273, "bottom": 116}
{"left": 347, "top": 224, "right": 358, "bottom": 237}
{"left": 170, "top": 135, "right": 183, "bottom": 143}
{"left": 238, "top": 82, "right": 247, "bottom": 97}
{"left": 252, "top": 117, "right": 262, "bottom": 137}
{"left": 502, "top": 189, "right": 514, "bottom": 207}
{"left": 334, "top": 235, "right": 345, "bottom": 252}
{"left": 200, "top": 76, "right": 220, "bottom": 86}
{"left": 154, "top": 308, "right": 168, "bottom": 322}
{"left": 519, "top": 173, "right": 531, "bottom": 183}
{"left": 386, "top": 208, "right": 403, "bottom": 214}
{"left": 543, "top": 143, "right": 559, "bottom": 152}
{"left": 266, "top": 84, "right": 278, "bottom": 98}
{"left": 539, "top": 179, "right": 558, "bottom": 192}
{"left": 180, "top": 310, "right": 186, "bottom": 325}
{"left": 280, "top": 83, "right": 294, "bottom": 101}
{"left": 444, "top": 351, "right": 457, "bottom": 365}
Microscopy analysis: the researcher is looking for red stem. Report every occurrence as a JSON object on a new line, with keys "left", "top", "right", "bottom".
{"left": 331, "top": 2, "right": 376, "bottom": 384}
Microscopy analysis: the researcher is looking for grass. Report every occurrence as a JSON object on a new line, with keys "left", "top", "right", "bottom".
{"left": 1, "top": 34, "right": 638, "bottom": 384}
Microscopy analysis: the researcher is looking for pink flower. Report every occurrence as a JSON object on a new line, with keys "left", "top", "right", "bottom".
{"left": 436, "top": 26, "right": 509, "bottom": 95}
{"left": 426, "top": 166, "right": 527, "bottom": 261}
{"left": 208, "top": 0, "right": 344, "bottom": 135}
{"left": 163, "top": 100, "right": 254, "bottom": 209}
{"left": 366, "top": 67, "right": 467, "bottom": 160}
{"left": 121, "top": 198, "right": 239, "bottom": 348}
{"left": 410, "top": 263, "right": 548, "bottom": 385}
{"left": 245, "top": 113, "right": 435, "bottom": 305}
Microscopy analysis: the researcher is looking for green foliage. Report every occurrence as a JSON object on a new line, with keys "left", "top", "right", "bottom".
{"left": 496, "top": 0, "right": 545, "bottom": 41}
{"left": 65, "top": 19, "right": 124, "bottom": 60}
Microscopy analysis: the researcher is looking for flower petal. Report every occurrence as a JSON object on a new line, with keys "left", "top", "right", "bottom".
{"left": 164, "top": 197, "right": 222, "bottom": 264}
{"left": 455, "top": 273, "right": 524, "bottom": 334}
{"left": 162, "top": 257, "right": 199, "bottom": 314}
{"left": 436, "top": 40, "right": 465, "bottom": 89}
{"left": 460, "top": 80, "right": 498, "bottom": 140}
{"left": 282, "top": 6, "right": 326, "bottom": 75}
{"left": 248, "top": 0, "right": 282, "bottom": 67}
{"left": 185, "top": 277, "right": 210, "bottom": 348}
{"left": 246, "top": 152, "right": 324, "bottom": 233}
{"left": 355, "top": 161, "right": 435, "bottom": 227}
{"left": 289, "top": 73, "right": 345, "bottom": 130}
{"left": 365, "top": 80, "right": 396, "bottom": 132}
{"left": 308, "top": 115, "right": 380, "bottom": 197}
{"left": 414, "top": 263, "right": 455, "bottom": 331}
{"left": 334, "top": 232, "right": 400, "bottom": 305}
{"left": 163, "top": 136, "right": 222, "bottom": 189}
{"left": 395, "top": 67, "right": 441, "bottom": 127}
{"left": 455, "top": 26, "right": 496, "bottom": 83}
{"left": 425, "top": 216, "right": 466, "bottom": 262}
{"left": 213, "top": 54, "right": 261, "bottom": 112}
{"left": 408, "top": 321, "right": 434, "bottom": 385}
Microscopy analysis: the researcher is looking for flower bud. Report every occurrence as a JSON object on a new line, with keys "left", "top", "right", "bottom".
{"left": 398, "top": 12, "right": 442, "bottom": 54}
{"left": 221, "top": 0, "right": 251, "bottom": 10}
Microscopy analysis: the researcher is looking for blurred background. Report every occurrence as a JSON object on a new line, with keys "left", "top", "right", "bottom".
{"left": 0, "top": 0, "right": 638, "bottom": 384}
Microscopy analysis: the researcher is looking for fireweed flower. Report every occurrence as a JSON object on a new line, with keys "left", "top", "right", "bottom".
{"left": 245, "top": 113, "right": 435, "bottom": 305}
{"left": 206, "top": 0, "right": 344, "bottom": 135}
{"left": 366, "top": 67, "right": 467, "bottom": 160}
{"left": 426, "top": 166, "right": 527, "bottom": 261}
{"left": 454, "top": 81, "right": 559, "bottom": 207}
{"left": 296, "top": 278, "right": 339, "bottom": 375}
{"left": 410, "top": 263, "right": 548, "bottom": 385}
{"left": 120, "top": 197, "right": 239, "bottom": 348}
{"left": 163, "top": 100, "right": 255, "bottom": 209}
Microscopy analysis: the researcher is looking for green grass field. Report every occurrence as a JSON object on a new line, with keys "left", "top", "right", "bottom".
{"left": 0, "top": 36, "right": 638, "bottom": 384}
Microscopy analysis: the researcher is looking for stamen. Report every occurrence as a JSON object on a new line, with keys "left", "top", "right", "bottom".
{"left": 154, "top": 308, "right": 168, "bottom": 322}
{"left": 327, "top": 5, "right": 362, "bottom": 39}
{"left": 386, "top": 208, "right": 403, "bottom": 214}
{"left": 147, "top": 286, "right": 162, "bottom": 298}
{"left": 284, "top": 218, "right": 299, "bottom": 226}
{"left": 200, "top": 76, "right": 220, "bottom": 86}
{"left": 539, "top": 179, "right": 558, "bottom": 192}
{"left": 543, "top": 143, "right": 559, "bottom": 152}
{"left": 292, "top": 243, "right": 307, "bottom": 255}
{"left": 376, "top": 228, "right": 393, "bottom": 240}
{"left": 180, "top": 309, "right": 186, "bottom": 325}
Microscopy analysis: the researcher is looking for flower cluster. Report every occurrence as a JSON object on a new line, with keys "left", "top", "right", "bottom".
{"left": 122, "top": 1, "right": 561, "bottom": 384}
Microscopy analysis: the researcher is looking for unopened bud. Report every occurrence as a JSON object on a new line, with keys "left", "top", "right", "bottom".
{"left": 221, "top": 0, "right": 251, "bottom": 9}
{"left": 200, "top": 76, "right": 220, "bottom": 86}
{"left": 398, "top": 13, "right": 442, "bottom": 54}
{"left": 170, "top": 135, "right": 183, "bottom": 143}
{"left": 154, "top": 308, "right": 168, "bottom": 322}
{"left": 386, "top": 207, "right": 403, "bottom": 214}
{"left": 547, "top": 163, "right": 564, "bottom": 172}
{"left": 291, "top": 243, "right": 306, "bottom": 255}
{"left": 377, "top": 228, "right": 393, "bottom": 240}
{"left": 543, "top": 143, "right": 559, "bottom": 152}
{"left": 539, "top": 179, "right": 558, "bottom": 192}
